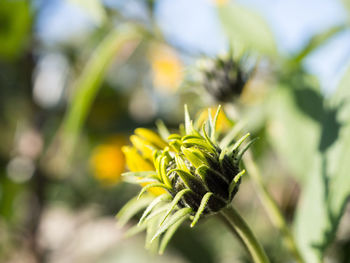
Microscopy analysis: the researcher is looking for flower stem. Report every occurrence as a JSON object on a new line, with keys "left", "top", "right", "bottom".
{"left": 243, "top": 150, "right": 305, "bottom": 263}
{"left": 219, "top": 205, "right": 270, "bottom": 263}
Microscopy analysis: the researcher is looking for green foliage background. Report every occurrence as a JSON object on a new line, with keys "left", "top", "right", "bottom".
{"left": 0, "top": 0, "right": 350, "bottom": 262}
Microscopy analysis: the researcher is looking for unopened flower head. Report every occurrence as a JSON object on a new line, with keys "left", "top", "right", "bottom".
{"left": 198, "top": 54, "right": 252, "bottom": 102}
{"left": 118, "top": 106, "right": 254, "bottom": 254}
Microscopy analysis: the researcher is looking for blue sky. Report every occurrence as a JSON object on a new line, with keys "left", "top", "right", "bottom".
{"left": 37, "top": 0, "right": 350, "bottom": 94}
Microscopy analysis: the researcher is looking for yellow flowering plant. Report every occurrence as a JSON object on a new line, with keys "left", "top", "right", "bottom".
{"left": 90, "top": 137, "right": 126, "bottom": 185}
{"left": 117, "top": 106, "right": 269, "bottom": 262}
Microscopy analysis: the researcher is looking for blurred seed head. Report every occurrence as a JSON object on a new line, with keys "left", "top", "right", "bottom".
{"left": 197, "top": 54, "right": 253, "bottom": 102}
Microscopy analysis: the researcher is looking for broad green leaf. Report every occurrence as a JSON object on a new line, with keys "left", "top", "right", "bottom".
{"left": 267, "top": 85, "right": 320, "bottom": 183}
{"left": 294, "top": 65, "right": 350, "bottom": 262}
{"left": 217, "top": 3, "right": 277, "bottom": 56}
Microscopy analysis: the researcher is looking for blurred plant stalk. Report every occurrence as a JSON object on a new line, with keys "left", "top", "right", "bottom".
{"left": 41, "top": 25, "right": 142, "bottom": 177}
{"left": 243, "top": 150, "right": 305, "bottom": 263}
{"left": 219, "top": 205, "right": 270, "bottom": 263}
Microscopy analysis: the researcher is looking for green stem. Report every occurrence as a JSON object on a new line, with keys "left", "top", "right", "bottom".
{"left": 219, "top": 205, "right": 270, "bottom": 263}
{"left": 243, "top": 150, "right": 305, "bottom": 263}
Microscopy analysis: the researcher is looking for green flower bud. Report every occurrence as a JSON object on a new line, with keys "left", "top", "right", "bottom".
{"left": 198, "top": 54, "right": 252, "bottom": 102}
{"left": 117, "top": 105, "right": 253, "bottom": 254}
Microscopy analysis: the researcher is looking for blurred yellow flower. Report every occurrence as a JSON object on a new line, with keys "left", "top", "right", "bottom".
{"left": 148, "top": 43, "right": 183, "bottom": 94}
{"left": 122, "top": 129, "right": 168, "bottom": 196}
{"left": 196, "top": 106, "right": 233, "bottom": 133}
{"left": 213, "top": 0, "right": 229, "bottom": 6}
{"left": 90, "top": 137, "right": 126, "bottom": 185}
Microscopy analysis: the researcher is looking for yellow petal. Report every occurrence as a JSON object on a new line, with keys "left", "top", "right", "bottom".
{"left": 140, "top": 182, "right": 167, "bottom": 196}
{"left": 135, "top": 128, "right": 168, "bottom": 149}
{"left": 130, "top": 135, "right": 154, "bottom": 161}
{"left": 122, "top": 146, "right": 165, "bottom": 195}
{"left": 122, "top": 146, "right": 154, "bottom": 172}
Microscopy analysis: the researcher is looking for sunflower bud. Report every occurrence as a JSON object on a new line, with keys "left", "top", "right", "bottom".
{"left": 198, "top": 55, "right": 251, "bottom": 102}
{"left": 117, "top": 105, "right": 253, "bottom": 254}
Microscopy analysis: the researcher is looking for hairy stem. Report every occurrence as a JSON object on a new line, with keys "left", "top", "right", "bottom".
{"left": 219, "top": 205, "right": 270, "bottom": 263}
{"left": 243, "top": 150, "right": 305, "bottom": 263}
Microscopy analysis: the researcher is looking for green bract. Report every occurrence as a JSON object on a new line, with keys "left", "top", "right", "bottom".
{"left": 117, "top": 105, "right": 254, "bottom": 254}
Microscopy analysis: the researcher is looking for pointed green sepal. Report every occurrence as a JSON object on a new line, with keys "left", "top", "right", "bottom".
{"left": 168, "top": 133, "right": 182, "bottom": 141}
{"left": 151, "top": 207, "right": 192, "bottom": 243}
{"left": 116, "top": 195, "right": 154, "bottom": 226}
{"left": 158, "top": 213, "right": 190, "bottom": 254}
{"left": 124, "top": 222, "right": 148, "bottom": 238}
{"left": 174, "top": 154, "right": 190, "bottom": 173}
{"left": 138, "top": 183, "right": 171, "bottom": 200}
{"left": 169, "top": 139, "right": 182, "bottom": 152}
{"left": 201, "top": 123, "right": 218, "bottom": 153}
{"left": 143, "top": 204, "right": 172, "bottom": 224}
{"left": 228, "top": 169, "right": 245, "bottom": 199}
{"left": 156, "top": 119, "right": 170, "bottom": 140}
{"left": 182, "top": 137, "right": 215, "bottom": 154}
{"left": 236, "top": 138, "right": 258, "bottom": 162}
{"left": 219, "top": 122, "right": 244, "bottom": 149}
{"left": 196, "top": 164, "right": 229, "bottom": 184}
{"left": 196, "top": 165, "right": 229, "bottom": 199}
{"left": 169, "top": 168, "right": 207, "bottom": 195}
{"left": 122, "top": 171, "right": 157, "bottom": 178}
{"left": 145, "top": 213, "right": 163, "bottom": 252}
{"left": 160, "top": 189, "right": 192, "bottom": 225}
{"left": 191, "top": 192, "right": 213, "bottom": 227}
{"left": 181, "top": 146, "right": 207, "bottom": 168}
{"left": 160, "top": 155, "right": 172, "bottom": 188}
{"left": 184, "top": 104, "right": 192, "bottom": 134}
{"left": 228, "top": 132, "right": 250, "bottom": 154}
{"left": 211, "top": 105, "right": 222, "bottom": 140}
{"left": 139, "top": 193, "right": 172, "bottom": 225}
{"left": 207, "top": 108, "right": 214, "bottom": 139}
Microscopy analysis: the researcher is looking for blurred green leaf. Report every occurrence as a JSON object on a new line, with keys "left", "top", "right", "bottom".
{"left": 68, "top": 0, "right": 106, "bottom": 25}
{"left": 0, "top": 176, "right": 23, "bottom": 222}
{"left": 63, "top": 26, "right": 140, "bottom": 143}
{"left": 45, "top": 25, "right": 141, "bottom": 176}
{"left": 294, "top": 65, "right": 350, "bottom": 262}
{"left": 342, "top": 0, "right": 350, "bottom": 17}
{"left": 217, "top": 3, "right": 277, "bottom": 56}
{"left": 0, "top": 0, "right": 31, "bottom": 60}
{"left": 266, "top": 85, "right": 320, "bottom": 182}
{"left": 292, "top": 25, "right": 347, "bottom": 64}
